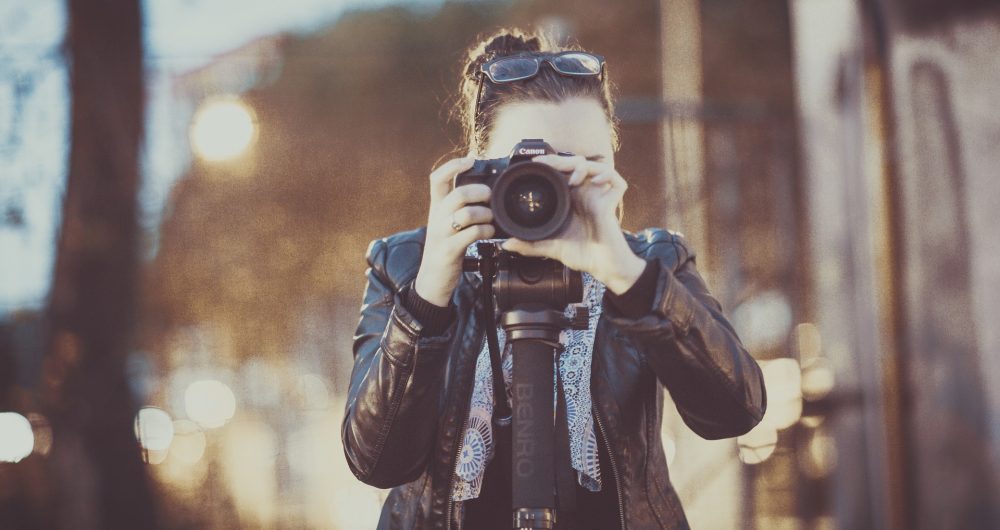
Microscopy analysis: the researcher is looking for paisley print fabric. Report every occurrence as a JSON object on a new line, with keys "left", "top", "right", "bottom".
{"left": 452, "top": 239, "right": 606, "bottom": 501}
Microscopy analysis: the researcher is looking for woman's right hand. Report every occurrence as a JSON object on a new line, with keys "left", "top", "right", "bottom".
{"left": 413, "top": 156, "right": 496, "bottom": 307}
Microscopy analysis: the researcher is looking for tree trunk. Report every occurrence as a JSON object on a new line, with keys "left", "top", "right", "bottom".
{"left": 43, "top": 0, "right": 156, "bottom": 528}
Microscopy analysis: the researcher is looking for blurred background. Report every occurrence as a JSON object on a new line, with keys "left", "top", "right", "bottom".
{"left": 1, "top": 0, "right": 999, "bottom": 528}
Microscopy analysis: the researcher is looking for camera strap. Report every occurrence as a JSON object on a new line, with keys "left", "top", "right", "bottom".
{"left": 478, "top": 279, "right": 511, "bottom": 424}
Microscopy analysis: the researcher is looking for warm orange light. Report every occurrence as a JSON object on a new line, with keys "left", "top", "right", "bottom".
{"left": 737, "top": 423, "right": 778, "bottom": 465}
{"left": 170, "top": 420, "right": 207, "bottom": 464}
{"left": 190, "top": 97, "right": 257, "bottom": 161}
{"left": 134, "top": 407, "right": 175, "bottom": 453}
{"left": 184, "top": 379, "right": 237, "bottom": 428}
{"left": 760, "top": 358, "right": 803, "bottom": 429}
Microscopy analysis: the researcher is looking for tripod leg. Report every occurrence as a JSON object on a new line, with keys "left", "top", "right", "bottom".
{"left": 511, "top": 338, "right": 557, "bottom": 529}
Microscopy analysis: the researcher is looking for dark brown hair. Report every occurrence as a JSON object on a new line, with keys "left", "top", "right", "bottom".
{"left": 456, "top": 28, "right": 619, "bottom": 156}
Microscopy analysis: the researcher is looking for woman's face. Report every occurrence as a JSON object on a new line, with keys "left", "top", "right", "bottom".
{"left": 480, "top": 96, "right": 615, "bottom": 165}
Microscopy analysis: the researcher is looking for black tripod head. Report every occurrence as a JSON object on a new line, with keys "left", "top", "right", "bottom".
{"left": 463, "top": 241, "right": 589, "bottom": 327}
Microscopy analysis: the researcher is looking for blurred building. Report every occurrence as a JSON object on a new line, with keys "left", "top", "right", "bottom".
{"left": 788, "top": 0, "right": 1000, "bottom": 527}
{"left": 657, "top": 0, "right": 1000, "bottom": 528}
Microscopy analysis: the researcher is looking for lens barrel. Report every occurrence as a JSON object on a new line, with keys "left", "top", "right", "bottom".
{"left": 490, "top": 161, "right": 571, "bottom": 241}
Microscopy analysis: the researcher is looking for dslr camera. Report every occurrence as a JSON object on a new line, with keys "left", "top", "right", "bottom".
{"left": 454, "top": 139, "right": 572, "bottom": 241}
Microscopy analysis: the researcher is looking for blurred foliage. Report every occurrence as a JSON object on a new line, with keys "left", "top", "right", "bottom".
{"left": 142, "top": 0, "right": 663, "bottom": 365}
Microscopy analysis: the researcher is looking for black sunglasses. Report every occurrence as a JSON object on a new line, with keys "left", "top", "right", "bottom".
{"left": 474, "top": 51, "right": 606, "bottom": 121}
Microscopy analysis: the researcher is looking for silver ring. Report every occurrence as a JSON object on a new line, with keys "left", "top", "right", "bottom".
{"left": 450, "top": 213, "right": 463, "bottom": 232}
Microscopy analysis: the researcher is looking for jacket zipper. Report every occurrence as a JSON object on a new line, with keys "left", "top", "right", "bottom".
{"left": 593, "top": 401, "right": 626, "bottom": 530}
{"left": 445, "top": 331, "right": 484, "bottom": 530}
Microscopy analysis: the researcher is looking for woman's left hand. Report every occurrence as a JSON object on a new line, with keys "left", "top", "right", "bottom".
{"left": 500, "top": 154, "right": 647, "bottom": 295}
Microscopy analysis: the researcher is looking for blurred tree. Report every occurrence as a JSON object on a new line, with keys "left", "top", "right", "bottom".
{"left": 41, "top": 0, "right": 156, "bottom": 528}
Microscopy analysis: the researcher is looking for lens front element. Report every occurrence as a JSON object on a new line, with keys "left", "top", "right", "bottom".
{"left": 491, "top": 162, "right": 571, "bottom": 241}
{"left": 506, "top": 177, "right": 557, "bottom": 228}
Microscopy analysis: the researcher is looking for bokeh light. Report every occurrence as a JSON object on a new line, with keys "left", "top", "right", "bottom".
{"left": 799, "top": 429, "right": 838, "bottom": 479}
{"left": 184, "top": 379, "right": 237, "bottom": 428}
{"left": 662, "top": 434, "right": 677, "bottom": 467}
{"left": 170, "top": 420, "right": 208, "bottom": 464}
{"left": 760, "top": 358, "right": 803, "bottom": 430}
{"left": 737, "top": 422, "right": 778, "bottom": 465}
{"left": 222, "top": 416, "right": 279, "bottom": 525}
{"left": 134, "top": 406, "right": 175, "bottom": 452}
{"left": 800, "top": 415, "right": 824, "bottom": 428}
{"left": 795, "top": 323, "right": 822, "bottom": 360}
{"left": 329, "top": 483, "right": 388, "bottom": 530}
{"left": 27, "top": 413, "right": 53, "bottom": 456}
{"left": 296, "top": 373, "right": 331, "bottom": 410}
{"left": 801, "top": 357, "right": 836, "bottom": 401}
{"left": 153, "top": 419, "right": 211, "bottom": 498}
{"left": 0, "top": 412, "right": 34, "bottom": 463}
{"left": 145, "top": 448, "right": 170, "bottom": 465}
{"left": 731, "top": 290, "right": 794, "bottom": 354}
{"left": 189, "top": 97, "right": 257, "bottom": 161}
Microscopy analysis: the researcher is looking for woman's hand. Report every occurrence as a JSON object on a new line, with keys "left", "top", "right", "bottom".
{"left": 413, "top": 157, "right": 496, "bottom": 307}
{"left": 500, "top": 154, "right": 647, "bottom": 295}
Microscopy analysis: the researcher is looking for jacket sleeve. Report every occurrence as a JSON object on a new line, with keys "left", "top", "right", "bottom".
{"left": 602, "top": 232, "right": 767, "bottom": 440}
{"left": 341, "top": 238, "right": 459, "bottom": 488}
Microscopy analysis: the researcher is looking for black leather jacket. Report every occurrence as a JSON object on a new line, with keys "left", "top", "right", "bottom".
{"left": 342, "top": 226, "right": 767, "bottom": 529}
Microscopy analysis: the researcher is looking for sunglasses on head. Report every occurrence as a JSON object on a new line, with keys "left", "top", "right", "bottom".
{"left": 480, "top": 51, "right": 606, "bottom": 83}
{"left": 474, "top": 51, "right": 606, "bottom": 120}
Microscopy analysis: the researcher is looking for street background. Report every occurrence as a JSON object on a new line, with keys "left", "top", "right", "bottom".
{"left": 1, "top": 0, "right": 999, "bottom": 528}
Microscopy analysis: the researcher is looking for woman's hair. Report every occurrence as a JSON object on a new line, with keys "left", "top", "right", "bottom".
{"left": 456, "top": 28, "right": 619, "bottom": 156}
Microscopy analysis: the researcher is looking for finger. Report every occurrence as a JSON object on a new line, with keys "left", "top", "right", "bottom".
{"left": 532, "top": 153, "right": 585, "bottom": 172}
{"left": 594, "top": 176, "right": 618, "bottom": 196}
{"left": 569, "top": 164, "right": 594, "bottom": 187}
{"left": 607, "top": 170, "right": 628, "bottom": 191}
{"left": 442, "top": 183, "right": 491, "bottom": 212}
{"left": 587, "top": 169, "right": 627, "bottom": 192}
{"left": 533, "top": 154, "right": 614, "bottom": 188}
{"left": 450, "top": 222, "right": 495, "bottom": 251}
{"left": 558, "top": 160, "right": 606, "bottom": 187}
{"left": 500, "top": 237, "right": 536, "bottom": 256}
{"left": 589, "top": 172, "right": 613, "bottom": 185}
{"left": 500, "top": 237, "right": 555, "bottom": 259}
{"left": 451, "top": 205, "right": 493, "bottom": 228}
{"left": 429, "top": 156, "right": 475, "bottom": 203}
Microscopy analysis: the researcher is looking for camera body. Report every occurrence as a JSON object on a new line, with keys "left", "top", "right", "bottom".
{"left": 454, "top": 139, "right": 572, "bottom": 241}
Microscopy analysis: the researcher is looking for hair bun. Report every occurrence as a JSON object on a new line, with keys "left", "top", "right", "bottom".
{"left": 464, "top": 30, "right": 544, "bottom": 79}
{"left": 484, "top": 33, "right": 541, "bottom": 56}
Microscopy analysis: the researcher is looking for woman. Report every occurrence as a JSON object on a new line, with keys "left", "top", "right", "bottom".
{"left": 342, "top": 29, "right": 767, "bottom": 530}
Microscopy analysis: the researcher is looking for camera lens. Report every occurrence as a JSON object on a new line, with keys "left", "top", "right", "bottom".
{"left": 505, "top": 176, "right": 557, "bottom": 228}
{"left": 490, "top": 161, "right": 571, "bottom": 241}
